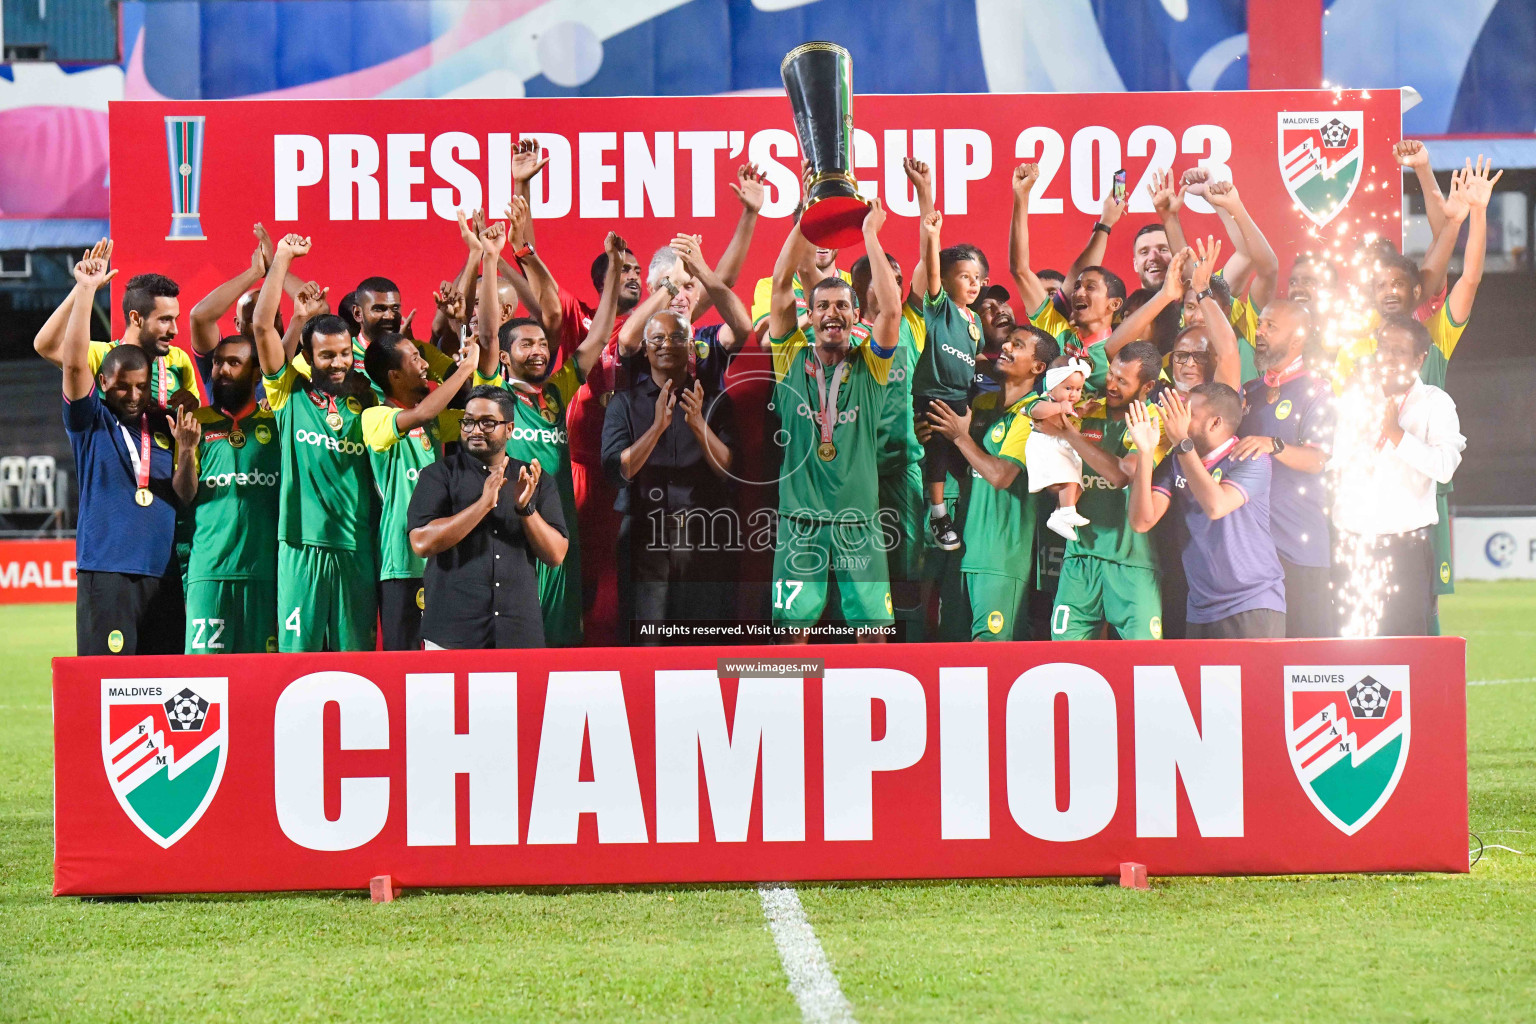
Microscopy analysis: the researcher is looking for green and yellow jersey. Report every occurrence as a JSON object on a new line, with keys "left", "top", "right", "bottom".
{"left": 1067, "top": 397, "right": 1170, "bottom": 571}
{"left": 262, "top": 366, "right": 376, "bottom": 551}
{"left": 868, "top": 302, "right": 927, "bottom": 475}
{"left": 89, "top": 340, "right": 204, "bottom": 405}
{"left": 472, "top": 359, "right": 585, "bottom": 646}
{"left": 960, "top": 389, "right": 1039, "bottom": 580}
{"left": 361, "top": 403, "right": 462, "bottom": 582}
{"left": 770, "top": 326, "right": 894, "bottom": 523}
{"left": 184, "top": 405, "right": 280, "bottom": 583}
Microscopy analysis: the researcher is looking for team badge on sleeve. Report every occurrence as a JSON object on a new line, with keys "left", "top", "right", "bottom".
{"left": 101, "top": 678, "right": 228, "bottom": 847}
{"left": 1278, "top": 111, "right": 1363, "bottom": 227}
{"left": 1285, "top": 665, "right": 1409, "bottom": 835}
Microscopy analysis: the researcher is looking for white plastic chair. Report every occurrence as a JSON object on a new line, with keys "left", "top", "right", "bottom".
{"left": 25, "top": 456, "right": 57, "bottom": 511}
{"left": 0, "top": 456, "right": 25, "bottom": 510}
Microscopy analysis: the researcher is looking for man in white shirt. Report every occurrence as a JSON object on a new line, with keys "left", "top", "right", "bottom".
{"left": 1332, "top": 314, "right": 1465, "bottom": 636}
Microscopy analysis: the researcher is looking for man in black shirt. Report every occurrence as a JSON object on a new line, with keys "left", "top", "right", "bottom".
{"left": 601, "top": 311, "right": 736, "bottom": 642}
{"left": 407, "top": 386, "right": 568, "bottom": 649}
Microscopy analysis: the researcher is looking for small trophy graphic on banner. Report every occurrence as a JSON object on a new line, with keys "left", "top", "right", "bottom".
{"left": 164, "top": 115, "right": 206, "bottom": 241}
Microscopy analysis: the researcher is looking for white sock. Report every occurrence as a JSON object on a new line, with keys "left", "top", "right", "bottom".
{"left": 930, "top": 503, "right": 948, "bottom": 519}
{"left": 1060, "top": 504, "right": 1076, "bottom": 515}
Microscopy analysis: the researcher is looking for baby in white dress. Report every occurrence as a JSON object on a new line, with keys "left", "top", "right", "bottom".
{"left": 1026, "top": 358, "right": 1093, "bottom": 541}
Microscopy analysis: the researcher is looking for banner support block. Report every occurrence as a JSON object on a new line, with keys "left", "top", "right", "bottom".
{"left": 1116, "top": 862, "right": 1149, "bottom": 890}
{"left": 370, "top": 875, "right": 399, "bottom": 903}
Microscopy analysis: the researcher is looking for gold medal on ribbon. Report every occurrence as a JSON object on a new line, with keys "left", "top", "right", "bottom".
{"left": 817, "top": 441, "right": 837, "bottom": 461}
{"left": 326, "top": 412, "right": 344, "bottom": 431}
{"left": 228, "top": 429, "right": 246, "bottom": 448}
{"left": 1266, "top": 386, "right": 1280, "bottom": 404}
{"left": 134, "top": 487, "right": 153, "bottom": 507}
{"left": 968, "top": 320, "right": 981, "bottom": 342}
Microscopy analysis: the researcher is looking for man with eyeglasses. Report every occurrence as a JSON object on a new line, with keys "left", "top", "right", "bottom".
{"left": 407, "top": 386, "right": 568, "bottom": 649}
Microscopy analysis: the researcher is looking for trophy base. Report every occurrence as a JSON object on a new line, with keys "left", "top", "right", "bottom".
{"left": 166, "top": 215, "right": 205, "bottom": 242}
{"left": 800, "top": 193, "right": 870, "bottom": 250}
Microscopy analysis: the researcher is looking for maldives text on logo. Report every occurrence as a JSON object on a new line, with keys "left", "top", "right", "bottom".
{"left": 101, "top": 678, "right": 228, "bottom": 847}
{"left": 1277, "top": 111, "right": 1364, "bottom": 226}
{"left": 1285, "top": 665, "right": 1409, "bottom": 835}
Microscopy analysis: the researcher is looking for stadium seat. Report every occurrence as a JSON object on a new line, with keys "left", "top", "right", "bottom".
{"left": 26, "top": 455, "right": 57, "bottom": 511}
{"left": 0, "top": 456, "right": 25, "bottom": 510}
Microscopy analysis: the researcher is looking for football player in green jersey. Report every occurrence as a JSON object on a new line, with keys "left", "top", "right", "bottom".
{"left": 1033, "top": 341, "right": 1171, "bottom": 640}
{"left": 255, "top": 234, "right": 380, "bottom": 652}
{"left": 472, "top": 221, "right": 619, "bottom": 646}
{"left": 768, "top": 201, "right": 900, "bottom": 642}
{"left": 925, "top": 325, "right": 1053, "bottom": 641}
{"left": 1009, "top": 164, "right": 1123, "bottom": 392}
{"left": 362, "top": 333, "right": 480, "bottom": 650}
{"left": 173, "top": 335, "right": 282, "bottom": 653}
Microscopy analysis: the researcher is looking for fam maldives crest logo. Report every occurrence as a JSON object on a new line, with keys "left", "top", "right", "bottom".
{"left": 1285, "top": 665, "right": 1409, "bottom": 835}
{"left": 102, "top": 678, "right": 228, "bottom": 847}
{"left": 1278, "top": 111, "right": 1364, "bottom": 227}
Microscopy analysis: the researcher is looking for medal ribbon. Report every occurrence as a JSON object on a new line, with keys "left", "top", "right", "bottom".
{"left": 307, "top": 388, "right": 340, "bottom": 422}
{"left": 1262, "top": 355, "right": 1305, "bottom": 388}
{"left": 119, "top": 414, "right": 152, "bottom": 493}
{"left": 807, "top": 356, "right": 845, "bottom": 448}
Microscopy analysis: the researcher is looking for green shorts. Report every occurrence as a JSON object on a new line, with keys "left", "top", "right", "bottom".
{"left": 963, "top": 572, "right": 1029, "bottom": 641}
{"left": 277, "top": 542, "right": 377, "bottom": 652}
{"left": 1433, "top": 491, "right": 1453, "bottom": 596}
{"left": 184, "top": 578, "right": 278, "bottom": 654}
{"left": 772, "top": 515, "right": 893, "bottom": 627}
{"left": 1051, "top": 555, "right": 1163, "bottom": 640}
{"left": 537, "top": 556, "right": 584, "bottom": 647}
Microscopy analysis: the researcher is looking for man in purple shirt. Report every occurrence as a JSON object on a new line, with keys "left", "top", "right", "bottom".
{"left": 1235, "top": 299, "right": 1334, "bottom": 636}
{"left": 1127, "top": 383, "right": 1286, "bottom": 638}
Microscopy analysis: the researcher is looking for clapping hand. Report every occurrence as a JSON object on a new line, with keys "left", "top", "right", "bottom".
{"left": 514, "top": 459, "right": 542, "bottom": 512}
{"left": 1124, "top": 398, "right": 1161, "bottom": 454}
{"left": 1157, "top": 389, "right": 1192, "bottom": 445}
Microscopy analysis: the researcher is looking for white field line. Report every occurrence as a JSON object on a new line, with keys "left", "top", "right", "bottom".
{"left": 758, "top": 885, "right": 857, "bottom": 1024}
{"left": 1468, "top": 676, "right": 1536, "bottom": 686}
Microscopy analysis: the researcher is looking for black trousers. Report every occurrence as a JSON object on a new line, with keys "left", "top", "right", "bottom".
{"left": 619, "top": 511, "right": 732, "bottom": 644}
{"left": 915, "top": 395, "right": 971, "bottom": 489}
{"left": 378, "top": 578, "right": 425, "bottom": 651}
{"left": 1334, "top": 529, "right": 1436, "bottom": 637}
{"left": 77, "top": 569, "right": 185, "bottom": 656}
{"left": 1186, "top": 607, "right": 1286, "bottom": 639}
{"left": 1281, "top": 558, "right": 1333, "bottom": 638}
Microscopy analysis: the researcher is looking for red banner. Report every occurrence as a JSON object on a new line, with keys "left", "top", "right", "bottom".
{"left": 0, "top": 539, "right": 77, "bottom": 604}
{"left": 107, "top": 90, "right": 1400, "bottom": 338}
{"left": 54, "top": 638, "right": 1466, "bottom": 896}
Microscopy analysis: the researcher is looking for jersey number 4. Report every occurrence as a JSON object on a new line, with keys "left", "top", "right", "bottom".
{"left": 285, "top": 607, "right": 302, "bottom": 636}
{"left": 190, "top": 618, "right": 226, "bottom": 650}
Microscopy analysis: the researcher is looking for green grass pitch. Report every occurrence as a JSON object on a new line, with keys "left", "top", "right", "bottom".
{"left": 2, "top": 586, "right": 1534, "bottom": 1022}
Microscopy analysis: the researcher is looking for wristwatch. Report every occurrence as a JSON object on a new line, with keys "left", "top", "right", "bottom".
{"left": 1092, "top": 221, "right": 1112, "bottom": 235}
{"left": 513, "top": 244, "right": 535, "bottom": 260}
{"left": 1195, "top": 288, "right": 1213, "bottom": 303}
{"left": 1271, "top": 437, "right": 1286, "bottom": 455}
{"left": 662, "top": 278, "right": 681, "bottom": 297}
{"left": 1174, "top": 437, "right": 1195, "bottom": 456}
{"left": 514, "top": 501, "right": 535, "bottom": 517}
